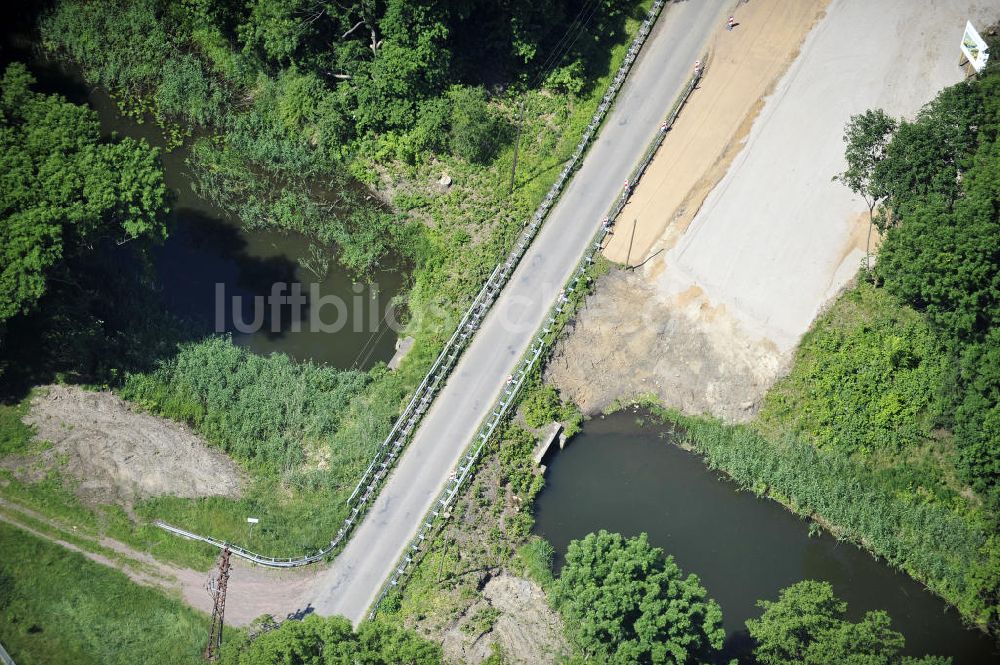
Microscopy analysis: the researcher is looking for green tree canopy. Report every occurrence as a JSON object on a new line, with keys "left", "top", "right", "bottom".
{"left": 747, "top": 580, "right": 950, "bottom": 665}
{"left": 219, "top": 615, "right": 442, "bottom": 665}
{"left": 0, "top": 62, "right": 167, "bottom": 324}
{"left": 553, "top": 530, "right": 724, "bottom": 664}
{"left": 834, "top": 109, "right": 897, "bottom": 267}
{"left": 868, "top": 64, "right": 1000, "bottom": 508}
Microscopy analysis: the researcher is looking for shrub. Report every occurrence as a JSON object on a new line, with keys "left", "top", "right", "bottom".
{"left": 759, "top": 282, "right": 947, "bottom": 455}
{"left": 39, "top": 0, "right": 171, "bottom": 97}
{"left": 449, "top": 86, "right": 503, "bottom": 164}
{"left": 155, "top": 53, "right": 226, "bottom": 126}
{"left": 218, "top": 615, "right": 441, "bottom": 665}
{"left": 515, "top": 537, "right": 555, "bottom": 587}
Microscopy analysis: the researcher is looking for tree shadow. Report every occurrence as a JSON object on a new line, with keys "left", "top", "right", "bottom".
{"left": 719, "top": 628, "right": 756, "bottom": 663}
{"left": 285, "top": 603, "right": 315, "bottom": 621}
{"left": 0, "top": 204, "right": 311, "bottom": 402}
{"left": 154, "top": 207, "right": 303, "bottom": 344}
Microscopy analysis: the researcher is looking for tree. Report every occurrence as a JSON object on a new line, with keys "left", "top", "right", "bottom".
{"left": 877, "top": 138, "right": 1000, "bottom": 344}
{"left": 0, "top": 62, "right": 167, "bottom": 324}
{"left": 747, "top": 580, "right": 949, "bottom": 665}
{"left": 238, "top": 0, "right": 315, "bottom": 64}
{"left": 869, "top": 65, "right": 1000, "bottom": 508}
{"left": 553, "top": 530, "right": 724, "bottom": 664}
{"left": 349, "top": 0, "right": 451, "bottom": 135}
{"left": 834, "top": 109, "right": 898, "bottom": 272}
{"left": 219, "top": 614, "right": 442, "bottom": 665}
{"left": 954, "top": 329, "right": 1000, "bottom": 511}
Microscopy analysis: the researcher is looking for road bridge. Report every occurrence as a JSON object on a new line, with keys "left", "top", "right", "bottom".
{"left": 308, "top": 0, "right": 732, "bottom": 624}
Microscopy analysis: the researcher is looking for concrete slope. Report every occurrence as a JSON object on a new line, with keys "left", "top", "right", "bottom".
{"left": 657, "top": 0, "right": 998, "bottom": 354}
{"left": 308, "top": 0, "right": 732, "bottom": 624}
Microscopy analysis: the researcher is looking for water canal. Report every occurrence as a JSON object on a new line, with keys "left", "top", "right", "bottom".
{"left": 22, "top": 51, "right": 403, "bottom": 369}
{"left": 533, "top": 410, "right": 997, "bottom": 664}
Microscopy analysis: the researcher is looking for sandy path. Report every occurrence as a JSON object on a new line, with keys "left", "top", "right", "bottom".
{"left": 551, "top": 0, "right": 998, "bottom": 420}
{"left": 0, "top": 499, "right": 319, "bottom": 626}
{"left": 603, "top": 0, "right": 828, "bottom": 265}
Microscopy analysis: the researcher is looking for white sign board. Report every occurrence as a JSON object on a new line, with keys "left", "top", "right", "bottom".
{"left": 960, "top": 21, "right": 990, "bottom": 73}
{"left": 247, "top": 517, "right": 259, "bottom": 524}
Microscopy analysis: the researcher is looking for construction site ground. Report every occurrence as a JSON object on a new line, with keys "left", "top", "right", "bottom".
{"left": 549, "top": 0, "right": 998, "bottom": 421}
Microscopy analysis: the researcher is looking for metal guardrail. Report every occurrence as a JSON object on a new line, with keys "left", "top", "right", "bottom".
{"left": 368, "top": 56, "right": 707, "bottom": 618}
{"left": 0, "top": 641, "right": 16, "bottom": 665}
{"left": 157, "top": 0, "right": 671, "bottom": 567}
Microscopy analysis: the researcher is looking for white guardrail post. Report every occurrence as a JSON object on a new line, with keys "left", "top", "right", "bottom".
{"left": 158, "top": 0, "right": 680, "bottom": 570}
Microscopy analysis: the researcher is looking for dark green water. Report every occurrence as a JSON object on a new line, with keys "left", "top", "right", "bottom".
{"left": 21, "top": 52, "right": 402, "bottom": 369}
{"left": 533, "top": 410, "right": 998, "bottom": 664}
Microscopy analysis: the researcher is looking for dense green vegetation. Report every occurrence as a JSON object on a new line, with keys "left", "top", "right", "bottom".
{"left": 35, "top": 0, "right": 632, "bottom": 280}
{"left": 759, "top": 283, "right": 948, "bottom": 456}
{"left": 219, "top": 615, "right": 441, "bottom": 665}
{"left": 552, "top": 530, "right": 724, "bottom": 664}
{"left": 0, "top": 62, "right": 166, "bottom": 324}
{"left": 121, "top": 336, "right": 368, "bottom": 472}
{"left": 871, "top": 68, "right": 1000, "bottom": 514}
{"left": 0, "top": 522, "right": 207, "bottom": 665}
{"left": 827, "top": 59, "right": 1000, "bottom": 512}
{"left": 747, "top": 580, "right": 949, "bottom": 665}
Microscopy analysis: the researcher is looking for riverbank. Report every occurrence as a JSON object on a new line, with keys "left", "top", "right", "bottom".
{"left": 552, "top": 276, "right": 1000, "bottom": 637}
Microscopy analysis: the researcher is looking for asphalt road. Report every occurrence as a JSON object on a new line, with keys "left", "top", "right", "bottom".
{"left": 308, "top": 0, "right": 732, "bottom": 624}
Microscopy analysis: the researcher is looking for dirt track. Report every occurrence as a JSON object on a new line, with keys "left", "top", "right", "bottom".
{"left": 0, "top": 498, "right": 320, "bottom": 626}
{"left": 551, "top": 0, "right": 998, "bottom": 419}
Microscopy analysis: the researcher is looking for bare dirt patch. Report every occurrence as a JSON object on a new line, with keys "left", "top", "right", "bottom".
{"left": 441, "top": 574, "right": 570, "bottom": 665}
{"left": 2, "top": 385, "right": 244, "bottom": 508}
{"left": 547, "top": 270, "right": 784, "bottom": 420}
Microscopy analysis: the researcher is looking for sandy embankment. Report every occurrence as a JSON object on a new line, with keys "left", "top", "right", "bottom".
{"left": 550, "top": 0, "right": 996, "bottom": 420}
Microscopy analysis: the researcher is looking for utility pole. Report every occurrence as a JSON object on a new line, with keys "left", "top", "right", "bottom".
{"left": 509, "top": 99, "right": 526, "bottom": 194}
{"left": 624, "top": 219, "right": 638, "bottom": 269}
{"left": 203, "top": 547, "right": 232, "bottom": 662}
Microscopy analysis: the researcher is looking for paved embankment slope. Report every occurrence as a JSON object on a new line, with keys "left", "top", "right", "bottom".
{"left": 550, "top": 0, "right": 997, "bottom": 420}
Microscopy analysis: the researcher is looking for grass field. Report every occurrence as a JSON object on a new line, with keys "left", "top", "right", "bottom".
{"left": 0, "top": 522, "right": 213, "bottom": 665}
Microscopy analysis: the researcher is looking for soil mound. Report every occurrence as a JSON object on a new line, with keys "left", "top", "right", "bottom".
{"left": 3, "top": 385, "right": 244, "bottom": 507}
